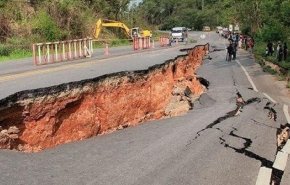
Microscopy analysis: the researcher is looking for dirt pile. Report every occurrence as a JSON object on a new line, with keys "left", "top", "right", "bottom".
{"left": 0, "top": 44, "right": 209, "bottom": 152}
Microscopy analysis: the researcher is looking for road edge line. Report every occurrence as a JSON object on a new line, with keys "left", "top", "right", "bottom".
{"left": 236, "top": 60, "right": 258, "bottom": 92}
{"left": 283, "top": 104, "right": 290, "bottom": 123}
{"left": 263, "top": 93, "right": 277, "bottom": 104}
{"left": 273, "top": 151, "right": 289, "bottom": 171}
{"left": 255, "top": 166, "right": 272, "bottom": 185}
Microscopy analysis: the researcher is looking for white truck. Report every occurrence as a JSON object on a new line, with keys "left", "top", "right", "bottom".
{"left": 171, "top": 27, "right": 187, "bottom": 42}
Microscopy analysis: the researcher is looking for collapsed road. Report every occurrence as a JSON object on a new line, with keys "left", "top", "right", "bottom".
{"left": 0, "top": 44, "right": 208, "bottom": 152}
{"left": 0, "top": 32, "right": 290, "bottom": 185}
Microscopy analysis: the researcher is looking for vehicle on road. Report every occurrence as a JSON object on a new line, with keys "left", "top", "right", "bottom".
{"left": 94, "top": 19, "right": 152, "bottom": 40}
{"left": 216, "top": 26, "right": 223, "bottom": 33}
{"left": 202, "top": 26, "right": 211, "bottom": 32}
{"left": 171, "top": 27, "right": 187, "bottom": 42}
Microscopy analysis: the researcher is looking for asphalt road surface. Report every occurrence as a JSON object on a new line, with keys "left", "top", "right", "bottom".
{"left": 0, "top": 32, "right": 289, "bottom": 185}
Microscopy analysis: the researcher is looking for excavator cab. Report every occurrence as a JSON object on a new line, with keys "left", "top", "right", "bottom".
{"left": 131, "top": 27, "right": 140, "bottom": 38}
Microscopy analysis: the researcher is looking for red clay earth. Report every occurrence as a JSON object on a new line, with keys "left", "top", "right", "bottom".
{"left": 0, "top": 44, "right": 209, "bottom": 152}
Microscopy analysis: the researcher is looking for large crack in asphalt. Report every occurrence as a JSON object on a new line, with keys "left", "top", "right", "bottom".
{"left": 186, "top": 90, "right": 261, "bottom": 147}
{"left": 186, "top": 88, "right": 290, "bottom": 183}
{"left": 219, "top": 128, "right": 273, "bottom": 168}
{"left": 216, "top": 99, "right": 289, "bottom": 184}
{"left": 189, "top": 49, "right": 288, "bottom": 184}
{"left": 264, "top": 102, "right": 277, "bottom": 121}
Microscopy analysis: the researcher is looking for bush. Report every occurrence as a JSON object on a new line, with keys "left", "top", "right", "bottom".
{"left": 0, "top": 44, "right": 12, "bottom": 56}
{"left": 32, "top": 10, "right": 63, "bottom": 41}
{"left": 259, "top": 21, "right": 287, "bottom": 42}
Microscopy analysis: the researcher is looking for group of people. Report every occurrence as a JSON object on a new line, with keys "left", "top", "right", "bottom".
{"left": 266, "top": 41, "right": 288, "bottom": 62}
{"left": 225, "top": 32, "right": 254, "bottom": 62}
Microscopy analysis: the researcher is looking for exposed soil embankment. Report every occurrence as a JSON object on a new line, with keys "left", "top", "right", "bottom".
{"left": 0, "top": 44, "right": 209, "bottom": 152}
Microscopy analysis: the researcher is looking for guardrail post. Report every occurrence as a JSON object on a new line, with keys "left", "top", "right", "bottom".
{"left": 32, "top": 44, "right": 37, "bottom": 65}
{"left": 49, "top": 43, "right": 55, "bottom": 63}
{"left": 79, "top": 40, "right": 82, "bottom": 57}
{"left": 55, "top": 42, "right": 58, "bottom": 62}
{"left": 73, "top": 40, "right": 77, "bottom": 58}
{"left": 46, "top": 43, "right": 50, "bottom": 63}
{"left": 104, "top": 43, "right": 109, "bottom": 56}
{"left": 90, "top": 39, "right": 93, "bottom": 54}
{"left": 138, "top": 37, "right": 141, "bottom": 50}
{"left": 62, "top": 42, "right": 66, "bottom": 61}
{"left": 148, "top": 37, "right": 151, "bottom": 48}
{"left": 37, "top": 44, "right": 42, "bottom": 64}
{"left": 133, "top": 36, "right": 138, "bottom": 50}
{"left": 83, "top": 39, "right": 86, "bottom": 57}
{"left": 68, "top": 41, "right": 72, "bottom": 60}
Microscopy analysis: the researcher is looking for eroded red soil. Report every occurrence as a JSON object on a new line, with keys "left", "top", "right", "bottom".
{"left": 0, "top": 44, "right": 209, "bottom": 152}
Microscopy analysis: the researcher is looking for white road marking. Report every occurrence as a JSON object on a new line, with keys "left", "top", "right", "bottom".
{"left": 283, "top": 104, "right": 290, "bottom": 123}
{"left": 255, "top": 167, "right": 272, "bottom": 185}
{"left": 273, "top": 151, "right": 289, "bottom": 171}
{"left": 262, "top": 93, "right": 277, "bottom": 104}
{"left": 282, "top": 139, "right": 290, "bottom": 154}
{"left": 236, "top": 60, "right": 258, "bottom": 92}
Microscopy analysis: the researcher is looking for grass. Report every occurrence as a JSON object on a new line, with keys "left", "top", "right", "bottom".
{"left": 262, "top": 65, "right": 277, "bottom": 75}
{"left": 0, "top": 49, "right": 32, "bottom": 62}
{"left": 277, "top": 74, "right": 286, "bottom": 81}
{"left": 254, "top": 40, "right": 290, "bottom": 88}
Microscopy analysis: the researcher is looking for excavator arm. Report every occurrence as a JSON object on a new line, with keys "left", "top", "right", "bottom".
{"left": 94, "top": 19, "right": 133, "bottom": 39}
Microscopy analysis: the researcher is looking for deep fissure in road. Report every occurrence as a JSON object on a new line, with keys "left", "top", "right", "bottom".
{"left": 189, "top": 91, "right": 261, "bottom": 143}
{"left": 209, "top": 90, "right": 289, "bottom": 184}
{"left": 0, "top": 44, "right": 209, "bottom": 152}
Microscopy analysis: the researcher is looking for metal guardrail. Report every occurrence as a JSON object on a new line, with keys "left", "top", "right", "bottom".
{"left": 32, "top": 38, "right": 93, "bottom": 65}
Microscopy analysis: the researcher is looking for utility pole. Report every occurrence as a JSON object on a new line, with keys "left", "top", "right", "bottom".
{"left": 202, "top": 0, "right": 204, "bottom": 11}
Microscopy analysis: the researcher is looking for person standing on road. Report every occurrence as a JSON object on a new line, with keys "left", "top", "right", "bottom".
{"left": 227, "top": 42, "right": 234, "bottom": 62}
{"left": 238, "top": 37, "right": 242, "bottom": 48}
{"left": 232, "top": 41, "right": 238, "bottom": 60}
{"left": 284, "top": 42, "right": 288, "bottom": 61}
{"left": 248, "top": 38, "right": 254, "bottom": 53}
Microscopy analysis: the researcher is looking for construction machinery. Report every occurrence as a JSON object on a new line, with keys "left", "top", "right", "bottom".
{"left": 94, "top": 19, "right": 152, "bottom": 40}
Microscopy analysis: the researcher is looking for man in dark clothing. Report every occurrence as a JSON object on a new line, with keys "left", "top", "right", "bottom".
{"left": 267, "top": 41, "right": 273, "bottom": 56}
{"left": 232, "top": 41, "right": 238, "bottom": 60}
{"left": 244, "top": 37, "right": 248, "bottom": 50}
{"left": 278, "top": 44, "right": 283, "bottom": 62}
{"left": 227, "top": 43, "right": 234, "bottom": 62}
{"left": 284, "top": 42, "right": 288, "bottom": 61}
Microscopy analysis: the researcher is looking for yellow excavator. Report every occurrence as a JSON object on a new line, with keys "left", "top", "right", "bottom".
{"left": 94, "top": 19, "right": 152, "bottom": 40}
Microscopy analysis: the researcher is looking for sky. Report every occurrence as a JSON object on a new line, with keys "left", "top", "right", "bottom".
{"left": 129, "top": 0, "right": 143, "bottom": 7}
